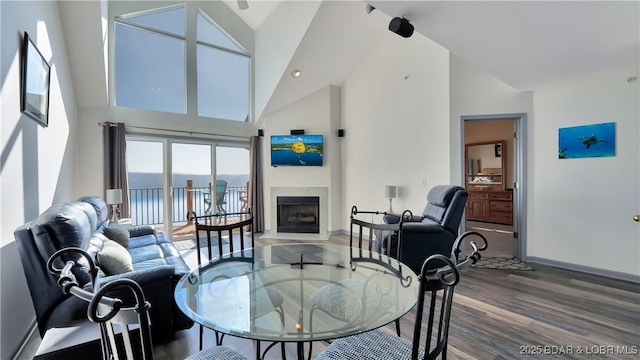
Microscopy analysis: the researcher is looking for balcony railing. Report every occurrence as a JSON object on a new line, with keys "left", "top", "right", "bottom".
{"left": 128, "top": 185, "right": 247, "bottom": 226}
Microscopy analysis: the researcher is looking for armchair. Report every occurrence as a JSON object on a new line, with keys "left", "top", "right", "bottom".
{"left": 381, "top": 185, "right": 469, "bottom": 273}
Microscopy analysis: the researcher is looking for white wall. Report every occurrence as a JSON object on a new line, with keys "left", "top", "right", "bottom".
{"left": 340, "top": 30, "right": 450, "bottom": 229}
{"left": 262, "top": 86, "right": 341, "bottom": 232}
{"left": 530, "top": 71, "right": 639, "bottom": 276}
{"left": 449, "top": 54, "right": 533, "bottom": 186}
{"left": 254, "top": 0, "right": 321, "bottom": 123}
{"left": 451, "top": 53, "right": 640, "bottom": 278}
{"left": 0, "top": 1, "right": 78, "bottom": 358}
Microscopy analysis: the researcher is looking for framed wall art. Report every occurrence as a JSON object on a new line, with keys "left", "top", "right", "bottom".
{"left": 558, "top": 122, "right": 615, "bottom": 159}
{"left": 21, "top": 31, "right": 51, "bottom": 127}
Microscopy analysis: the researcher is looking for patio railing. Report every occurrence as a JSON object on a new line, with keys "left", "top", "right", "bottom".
{"left": 128, "top": 185, "right": 247, "bottom": 226}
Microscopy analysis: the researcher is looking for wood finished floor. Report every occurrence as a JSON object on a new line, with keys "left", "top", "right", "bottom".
{"left": 18, "top": 234, "right": 640, "bottom": 360}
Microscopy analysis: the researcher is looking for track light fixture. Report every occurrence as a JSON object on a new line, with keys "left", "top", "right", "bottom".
{"left": 389, "top": 17, "right": 414, "bottom": 38}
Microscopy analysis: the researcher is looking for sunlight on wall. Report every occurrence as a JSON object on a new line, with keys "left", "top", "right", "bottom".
{"left": 35, "top": 21, "right": 71, "bottom": 210}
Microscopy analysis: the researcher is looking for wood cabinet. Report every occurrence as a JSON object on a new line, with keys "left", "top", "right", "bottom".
{"left": 466, "top": 190, "right": 513, "bottom": 225}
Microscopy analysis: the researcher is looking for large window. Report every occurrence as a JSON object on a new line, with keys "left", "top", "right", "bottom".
{"left": 115, "top": 5, "right": 186, "bottom": 114}
{"left": 114, "top": 6, "right": 251, "bottom": 122}
{"left": 197, "top": 12, "right": 250, "bottom": 121}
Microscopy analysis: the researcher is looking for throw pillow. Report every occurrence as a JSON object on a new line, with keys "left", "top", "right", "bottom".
{"left": 104, "top": 222, "right": 130, "bottom": 248}
{"left": 96, "top": 239, "right": 134, "bottom": 275}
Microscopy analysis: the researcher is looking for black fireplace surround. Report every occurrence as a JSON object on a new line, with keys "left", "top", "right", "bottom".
{"left": 277, "top": 196, "right": 320, "bottom": 233}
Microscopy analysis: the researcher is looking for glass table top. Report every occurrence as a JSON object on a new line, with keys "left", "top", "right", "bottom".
{"left": 174, "top": 243, "right": 419, "bottom": 343}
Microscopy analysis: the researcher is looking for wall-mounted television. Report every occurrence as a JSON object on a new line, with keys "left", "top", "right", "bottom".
{"left": 271, "top": 135, "right": 323, "bottom": 166}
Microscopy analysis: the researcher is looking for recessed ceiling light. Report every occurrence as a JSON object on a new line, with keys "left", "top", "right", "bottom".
{"left": 292, "top": 70, "right": 302, "bottom": 78}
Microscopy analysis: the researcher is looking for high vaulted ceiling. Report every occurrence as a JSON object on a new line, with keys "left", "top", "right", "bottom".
{"left": 225, "top": 0, "right": 639, "bottom": 111}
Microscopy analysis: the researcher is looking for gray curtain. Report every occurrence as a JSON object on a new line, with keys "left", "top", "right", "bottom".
{"left": 249, "top": 136, "right": 264, "bottom": 232}
{"left": 103, "top": 122, "right": 130, "bottom": 218}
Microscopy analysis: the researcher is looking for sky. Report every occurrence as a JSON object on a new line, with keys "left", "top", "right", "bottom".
{"left": 115, "top": 6, "right": 249, "bottom": 119}
{"left": 127, "top": 141, "right": 249, "bottom": 175}
{"left": 118, "top": 6, "right": 251, "bottom": 177}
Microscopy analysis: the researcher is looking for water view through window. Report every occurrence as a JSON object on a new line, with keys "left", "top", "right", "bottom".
{"left": 126, "top": 140, "right": 249, "bottom": 229}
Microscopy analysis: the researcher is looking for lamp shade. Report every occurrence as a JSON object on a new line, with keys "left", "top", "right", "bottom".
{"left": 106, "top": 189, "right": 123, "bottom": 204}
{"left": 385, "top": 185, "right": 397, "bottom": 199}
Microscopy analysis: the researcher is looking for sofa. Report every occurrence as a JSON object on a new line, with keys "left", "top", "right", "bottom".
{"left": 381, "top": 185, "right": 469, "bottom": 273}
{"left": 14, "top": 195, "right": 193, "bottom": 343}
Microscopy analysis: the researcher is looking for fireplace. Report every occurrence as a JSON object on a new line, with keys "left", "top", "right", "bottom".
{"left": 277, "top": 196, "right": 320, "bottom": 234}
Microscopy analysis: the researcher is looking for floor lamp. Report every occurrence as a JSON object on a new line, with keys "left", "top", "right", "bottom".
{"left": 106, "top": 189, "right": 123, "bottom": 223}
{"left": 385, "top": 185, "right": 396, "bottom": 214}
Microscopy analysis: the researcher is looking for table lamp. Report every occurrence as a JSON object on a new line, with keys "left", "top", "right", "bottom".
{"left": 106, "top": 189, "right": 123, "bottom": 222}
{"left": 385, "top": 185, "right": 397, "bottom": 214}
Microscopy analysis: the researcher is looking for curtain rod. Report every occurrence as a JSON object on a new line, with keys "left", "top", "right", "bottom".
{"left": 97, "top": 122, "right": 252, "bottom": 139}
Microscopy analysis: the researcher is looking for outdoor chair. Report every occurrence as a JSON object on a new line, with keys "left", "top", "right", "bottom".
{"left": 215, "top": 180, "right": 228, "bottom": 214}
{"left": 46, "top": 247, "right": 247, "bottom": 360}
{"left": 239, "top": 181, "right": 249, "bottom": 212}
{"left": 316, "top": 231, "right": 487, "bottom": 360}
{"left": 186, "top": 209, "right": 286, "bottom": 358}
{"left": 202, "top": 180, "right": 228, "bottom": 215}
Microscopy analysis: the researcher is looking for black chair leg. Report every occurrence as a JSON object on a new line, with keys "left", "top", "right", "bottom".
{"left": 395, "top": 318, "right": 401, "bottom": 336}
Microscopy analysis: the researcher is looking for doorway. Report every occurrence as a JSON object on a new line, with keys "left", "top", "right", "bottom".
{"left": 461, "top": 114, "right": 527, "bottom": 260}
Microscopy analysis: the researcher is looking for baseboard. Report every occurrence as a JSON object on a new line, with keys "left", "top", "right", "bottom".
{"left": 10, "top": 319, "right": 37, "bottom": 360}
{"left": 527, "top": 256, "right": 640, "bottom": 284}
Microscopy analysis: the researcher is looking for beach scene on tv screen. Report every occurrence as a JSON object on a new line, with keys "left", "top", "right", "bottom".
{"left": 271, "top": 135, "right": 323, "bottom": 166}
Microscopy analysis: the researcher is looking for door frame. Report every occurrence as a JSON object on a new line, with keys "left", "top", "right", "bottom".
{"left": 460, "top": 113, "right": 528, "bottom": 260}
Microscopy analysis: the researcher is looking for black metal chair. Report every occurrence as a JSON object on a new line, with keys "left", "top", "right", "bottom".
{"left": 186, "top": 209, "right": 286, "bottom": 359}
{"left": 307, "top": 207, "right": 408, "bottom": 359}
{"left": 315, "top": 231, "right": 488, "bottom": 360}
{"left": 46, "top": 247, "right": 247, "bottom": 360}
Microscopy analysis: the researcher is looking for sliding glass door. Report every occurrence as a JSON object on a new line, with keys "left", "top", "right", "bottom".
{"left": 126, "top": 138, "right": 249, "bottom": 240}
{"left": 126, "top": 140, "right": 165, "bottom": 226}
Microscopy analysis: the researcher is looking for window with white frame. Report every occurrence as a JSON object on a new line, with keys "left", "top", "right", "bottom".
{"left": 114, "top": 6, "right": 251, "bottom": 122}
{"left": 196, "top": 11, "right": 250, "bottom": 121}
{"left": 115, "top": 5, "right": 186, "bottom": 114}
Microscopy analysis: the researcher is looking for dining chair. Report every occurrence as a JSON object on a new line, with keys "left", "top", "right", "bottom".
{"left": 306, "top": 206, "right": 408, "bottom": 359}
{"left": 315, "top": 230, "right": 488, "bottom": 360}
{"left": 186, "top": 209, "right": 286, "bottom": 359}
{"left": 46, "top": 247, "right": 248, "bottom": 360}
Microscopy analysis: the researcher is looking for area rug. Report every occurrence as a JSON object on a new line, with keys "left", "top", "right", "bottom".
{"left": 471, "top": 256, "right": 535, "bottom": 271}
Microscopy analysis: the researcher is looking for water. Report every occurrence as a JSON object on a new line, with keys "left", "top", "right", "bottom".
{"left": 129, "top": 188, "right": 244, "bottom": 225}
{"left": 558, "top": 122, "right": 615, "bottom": 159}
{"left": 271, "top": 150, "right": 323, "bottom": 166}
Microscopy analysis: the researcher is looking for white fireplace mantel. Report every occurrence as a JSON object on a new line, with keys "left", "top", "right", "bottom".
{"left": 262, "top": 187, "right": 329, "bottom": 240}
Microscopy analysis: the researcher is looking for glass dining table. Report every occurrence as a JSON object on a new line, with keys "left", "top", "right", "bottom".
{"left": 174, "top": 243, "right": 419, "bottom": 360}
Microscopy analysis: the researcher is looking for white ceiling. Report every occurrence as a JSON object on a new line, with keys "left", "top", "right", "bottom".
{"left": 369, "top": 0, "right": 640, "bottom": 92}
{"left": 224, "top": 0, "right": 639, "bottom": 106}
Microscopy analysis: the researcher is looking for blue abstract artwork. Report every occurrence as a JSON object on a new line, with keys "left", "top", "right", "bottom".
{"left": 558, "top": 122, "right": 615, "bottom": 159}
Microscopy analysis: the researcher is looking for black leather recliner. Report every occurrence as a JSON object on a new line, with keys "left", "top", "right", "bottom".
{"left": 14, "top": 196, "right": 193, "bottom": 343}
{"left": 381, "top": 185, "right": 469, "bottom": 273}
